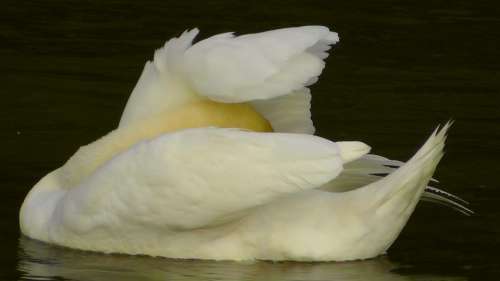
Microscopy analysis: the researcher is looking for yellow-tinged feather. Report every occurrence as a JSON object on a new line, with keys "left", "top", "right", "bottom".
{"left": 59, "top": 100, "right": 273, "bottom": 188}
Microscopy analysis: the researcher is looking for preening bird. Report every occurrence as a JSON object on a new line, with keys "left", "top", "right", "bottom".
{"left": 19, "top": 26, "right": 472, "bottom": 261}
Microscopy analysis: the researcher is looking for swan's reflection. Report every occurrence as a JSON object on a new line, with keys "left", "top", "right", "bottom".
{"left": 18, "top": 237, "right": 464, "bottom": 281}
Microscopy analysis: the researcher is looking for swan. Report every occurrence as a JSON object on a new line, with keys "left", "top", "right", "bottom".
{"left": 19, "top": 26, "right": 471, "bottom": 261}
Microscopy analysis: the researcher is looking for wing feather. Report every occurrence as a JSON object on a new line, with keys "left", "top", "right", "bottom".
{"left": 119, "top": 29, "right": 201, "bottom": 127}
{"left": 184, "top": 26, "right": 339, "bottom": 102}
{"left": 55, "top": 128, "right": 344, "bottom": 234}
{"left": 251, "top": 88, "right": 315, "bottom": 134}
{"left": 119, "top": 26, "right": 338, "bottom": 132}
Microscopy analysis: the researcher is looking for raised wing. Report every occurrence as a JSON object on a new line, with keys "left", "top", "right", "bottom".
{"left": 183, "top": 26, "right": 339, "bottom": 103}
{"left": 119, "top": 29, "right": 200, "bottom": 127}
{"left": 119, "top": 27, "right": 338, "bottom": 131}
{"left": 55, "top": 128, "right": 346, "bottom": 234}
{"left": 251, "top": 88, "right": 315, "bottom": 134}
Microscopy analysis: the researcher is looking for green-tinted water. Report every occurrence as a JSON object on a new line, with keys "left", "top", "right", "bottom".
{"left": 2, "top": 0, "right": 499, "bottom": 280}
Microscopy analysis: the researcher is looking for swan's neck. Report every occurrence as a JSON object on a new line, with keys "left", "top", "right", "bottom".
{"left": 59, "top": 100, "right": 273, "bottom": 189}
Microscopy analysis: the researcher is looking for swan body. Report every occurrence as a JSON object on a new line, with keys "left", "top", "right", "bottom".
{"left": 20, "top": 26, "right": 470, "bottom": 261}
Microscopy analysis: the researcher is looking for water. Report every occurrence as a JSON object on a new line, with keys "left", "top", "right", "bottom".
{"left": 2, "top": 0, "right": 499, "bottom": 280}
{"left": 17, "top": 237, "right": 466, "bottom": 281}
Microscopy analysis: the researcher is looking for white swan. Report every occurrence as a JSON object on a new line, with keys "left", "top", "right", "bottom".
{"left": 19, "top": 26, "right": 471, "bottom": 261}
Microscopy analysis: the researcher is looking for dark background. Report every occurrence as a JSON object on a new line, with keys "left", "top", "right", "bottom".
{"left": 1, "top": 0, "right": 499, "bottom": 280}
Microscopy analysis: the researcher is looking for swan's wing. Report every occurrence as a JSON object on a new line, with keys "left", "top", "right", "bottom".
{"left": 56, "top": 128, "right": 346, "bottom": 233}
{"left": 119, "top": 29, "right": 201, "bottom": 127}
{"left": 119, "top": 27, "right": 337, "bottom": 132}
{"left": 183, "top": 26, "right": 339, "bottom": 103}
{"left": 251, "top": 88, "right": 315, "bottom": 134}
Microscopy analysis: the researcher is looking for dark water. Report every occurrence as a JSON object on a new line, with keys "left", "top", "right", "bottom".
{"left": 2, "top": 0, "right": 499, "bottom": 280}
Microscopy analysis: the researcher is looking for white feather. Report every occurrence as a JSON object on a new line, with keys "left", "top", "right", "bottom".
{"left": 251, "top": 88, "right": 315, "bottom": 134}
{"left": 183, "top": 26, "right": 338, "bottom": 103}
{"left": 320, "top": 137, "right": 471, "bottom": 214}
{"left": 119, "top": 26, "right": 338, "bottom": 130}
{"left": 119, "top": 29, "right": 201, "bottom": 127}
{"left": 20, "top": 128, "right": 364, "bottom": 257}
{"left": 20, "top": 26, "right": 467, "bottom": 261}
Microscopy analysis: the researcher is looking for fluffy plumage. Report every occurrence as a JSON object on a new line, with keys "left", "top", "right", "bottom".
{"left": 20, "top": 26, "right": 469, "bottom": 261}
{"left": 119, "top": 26, "right": 337, "bottom": 133}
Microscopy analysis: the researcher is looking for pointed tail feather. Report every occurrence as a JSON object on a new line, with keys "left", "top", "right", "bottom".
{"left": 422, "top": 187, "right": 474, "bottom": 216}
{"left": 349, "top": 123, "right": 451, "bottom": 219}
{"left": 332, "top": 122, "right": 471, "bottom": 215}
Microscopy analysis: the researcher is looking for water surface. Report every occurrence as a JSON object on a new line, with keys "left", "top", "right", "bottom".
{"left": 18, "top": 238, "right": 465, "bottom": 281}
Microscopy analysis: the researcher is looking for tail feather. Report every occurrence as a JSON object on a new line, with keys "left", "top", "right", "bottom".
{"left": 375, "top": 142, "right": 444, "bottom": 217}
{"left": 348, "top": 123, "right": 451, "bottom": 218}
{"left": 331, "top": 121, "right": 471, "bottom": 215}
{"left": 333, "top": 124, "right": 466, "bottom": 255}
{"left": 425, "top": 186, "right": 469, "bottom": 205}
{"left": 422, "top": 187, "right": 474, "bottom": 216}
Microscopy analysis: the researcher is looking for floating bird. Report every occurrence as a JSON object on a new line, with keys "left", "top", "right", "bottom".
{"left": 20, "top": 26, "right": 471, "bottom": 261}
